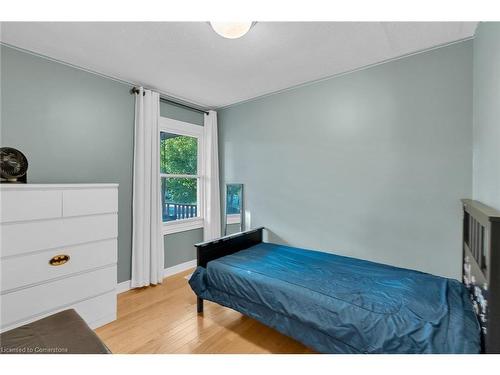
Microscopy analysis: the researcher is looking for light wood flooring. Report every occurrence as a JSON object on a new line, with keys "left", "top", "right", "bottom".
{"left": 95, "top": 268, "right": 314, "bottom": 354}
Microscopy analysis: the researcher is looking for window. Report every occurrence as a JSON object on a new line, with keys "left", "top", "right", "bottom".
{"left": 159, "top": 117, "right": 204, "bottom": 234}
{"left": 160, "top": 132, "right": 198, "bottom": 222}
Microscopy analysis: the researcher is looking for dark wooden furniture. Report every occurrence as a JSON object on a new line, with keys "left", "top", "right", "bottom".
{"left": 194, "top": 227, "right": 264, "bottom": 313}
{"left": 462, "top": 199, "right": 500, "bottom": 353}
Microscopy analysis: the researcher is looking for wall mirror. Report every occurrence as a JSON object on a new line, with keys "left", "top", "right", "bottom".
{"left": 225, "top": 183, "right": 244, "bottom": 235}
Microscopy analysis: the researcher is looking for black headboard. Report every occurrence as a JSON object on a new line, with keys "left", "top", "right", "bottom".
{"left": 193, "top": 227, "right": 264, "bottom": 313}
{"left": 195, "top": 227, "right": 264, "bottom": 268}
{"left": 462, "top": 199, "right": 500, "bottom": 353}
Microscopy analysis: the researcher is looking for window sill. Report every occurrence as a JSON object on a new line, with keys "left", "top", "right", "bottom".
{"left": 163, "top": 217, "right": 204, "bottom": 235}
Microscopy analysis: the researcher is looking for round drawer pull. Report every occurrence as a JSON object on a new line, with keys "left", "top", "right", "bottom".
{"left": 49, "top": 254, "right": 70, "bottom": 266}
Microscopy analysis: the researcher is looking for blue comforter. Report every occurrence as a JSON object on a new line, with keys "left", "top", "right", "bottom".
{"left": 189, "top": 242, "right": 480, "bottom": 353}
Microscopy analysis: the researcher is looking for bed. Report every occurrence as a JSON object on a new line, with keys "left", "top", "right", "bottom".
{"left": 189, "top": 199, "right": 499, "bottom": 354}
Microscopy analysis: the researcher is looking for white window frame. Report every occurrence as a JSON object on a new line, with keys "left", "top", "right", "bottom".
{"left": 159, "top": 117, "right": 204, "bottom": 235}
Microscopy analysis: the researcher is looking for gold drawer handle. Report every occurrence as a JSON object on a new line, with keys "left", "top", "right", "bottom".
{"left": 49, "top": 254, "right": 70, "bottom": 266}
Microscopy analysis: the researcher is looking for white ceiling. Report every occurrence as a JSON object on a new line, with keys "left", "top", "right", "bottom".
{"left": 0, "top": 22, "right": 477, "bottom": 109}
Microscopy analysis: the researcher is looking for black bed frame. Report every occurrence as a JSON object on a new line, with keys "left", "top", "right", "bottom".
{"left": 194, "top": 201, "right": 500, "bottom": 353}
{"left": 462, "top": 199, "right": 500, "bottom": 353}
{"left": 194, "top": 227, "right": 264, "bottom": 313}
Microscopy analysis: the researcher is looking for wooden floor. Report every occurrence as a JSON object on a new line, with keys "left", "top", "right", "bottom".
{"left": 95, "top": 268, "right": 314, "bottom": 354}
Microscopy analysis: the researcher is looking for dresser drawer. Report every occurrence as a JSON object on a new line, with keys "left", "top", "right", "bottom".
{"left": 0, "top": 291, "right": 117, "bottom": 332}
{"left": 1, "top": 214, "right": 117, "bottom": 257}
{"left": 0, "top": 189, "right": 62, "bottom": 223}
{"left": 1, "top": 239, "right": 117, "bottom": 292}
{"left": 63, "top": 188, "right": 118, "bottom": 217}
{"left": 0, "top": 266, "right": 116, "bottom": 329}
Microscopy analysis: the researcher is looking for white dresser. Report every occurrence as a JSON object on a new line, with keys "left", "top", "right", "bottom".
{"left": 0, "top": 184, "right": 118, "bottom": 332}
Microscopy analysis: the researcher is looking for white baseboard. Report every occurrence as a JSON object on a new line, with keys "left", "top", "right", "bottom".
{"left": 116, "top": 280, "right": 132, "bottom": 294}
{"left": 116, "top": 259, "right": 196, "bottom": 295}
{"left": 163, "top": 259, "right": 196, "bottom": 278}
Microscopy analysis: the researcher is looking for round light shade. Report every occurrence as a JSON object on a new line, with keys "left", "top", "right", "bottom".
{"left": 209, "top": 22, "right": 253, "bottom": 39}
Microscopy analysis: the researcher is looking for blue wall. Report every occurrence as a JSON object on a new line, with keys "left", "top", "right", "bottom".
{"left": 1, "top": 37, "right": 479, "bottom": 282}
{"left": 472, "top": 22, "right": 500, "bottom": 210}
{"left": 0, "top": 45, "right": 203, "bottom": 282}
{"left": 219, "top": 41, "right": 473, "bottom": 279}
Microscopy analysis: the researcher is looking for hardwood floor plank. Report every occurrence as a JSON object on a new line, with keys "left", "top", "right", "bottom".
{"left": 95, "top": 269, "right": 313, "bottom": 354}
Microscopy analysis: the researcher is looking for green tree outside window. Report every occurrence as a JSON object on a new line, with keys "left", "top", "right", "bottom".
{"left": 160, "top": 134, "right": 197, "bottom": 204}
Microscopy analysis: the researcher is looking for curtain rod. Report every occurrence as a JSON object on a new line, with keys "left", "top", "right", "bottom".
{"left": 131, "top": 87, "right": 209, "bottom": 115}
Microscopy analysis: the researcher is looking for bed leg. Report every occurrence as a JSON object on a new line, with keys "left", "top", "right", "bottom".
{"left": 197, "top": 297, "right": 204, "bottom": 314}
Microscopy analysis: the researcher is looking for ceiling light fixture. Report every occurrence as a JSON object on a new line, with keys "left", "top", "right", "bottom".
{"left": 209, "top": 22, "right": 255, "bottom": 39}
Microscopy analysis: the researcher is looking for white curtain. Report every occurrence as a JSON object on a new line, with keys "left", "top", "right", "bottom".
{"left": 203, "top": 110, "right": 222, "bottom": 241}
{"left": 131, "top": 87, "right": 164, "bottom": 287}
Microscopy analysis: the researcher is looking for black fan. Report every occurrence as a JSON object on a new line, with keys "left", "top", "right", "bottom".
{"left": 0, "top": 147, "right": 28, "bottom": 183}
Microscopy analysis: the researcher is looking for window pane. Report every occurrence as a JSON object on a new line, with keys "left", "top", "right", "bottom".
{"left": 160, "top": 132, "right": 197, "bottom": 175}
{"left": 161, "top": 177, "right": 198, "bottom": 222}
